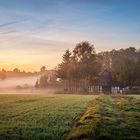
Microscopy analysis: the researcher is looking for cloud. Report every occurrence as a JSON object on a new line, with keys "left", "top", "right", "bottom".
{"left": 0, "top": 19, "right": 29, "bottom": 28}
{"left": 0, "top": 30, "right": 17, "bottom": 35}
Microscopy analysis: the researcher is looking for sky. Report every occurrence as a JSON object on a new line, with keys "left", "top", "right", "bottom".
{"left": 0, "top": 0, "right": 140, "bottom": 71}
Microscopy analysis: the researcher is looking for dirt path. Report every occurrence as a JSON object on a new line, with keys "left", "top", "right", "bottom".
{"left": 65, "top": 95, "right": 140, "bottom": 140}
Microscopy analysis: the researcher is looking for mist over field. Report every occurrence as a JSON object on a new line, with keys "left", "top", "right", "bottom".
{"left": 0, "top": 75, "right": 63, "bottom": 94}
{"left": 0, "top": 76, "right": 38, "bottom": 89}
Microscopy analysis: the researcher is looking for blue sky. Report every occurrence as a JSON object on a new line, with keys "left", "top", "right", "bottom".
{"left": 0, "top": 0, "right": 140, "bottom": 71}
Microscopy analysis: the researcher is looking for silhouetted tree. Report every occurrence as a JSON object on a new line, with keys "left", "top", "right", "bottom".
{"left": 40, "top": 66, "right": 46, "bottom": 73}
{"left": 13, "top": 68, "right": 20, "bottom": 73}
{"left": 39, "top": 75, "right": 48, "bottom": 88}
{"left": 57, "top": 49, "right": 71, "bottom": 90}
{"left": 35, "top": 80, "right": 40, "bottom": 88}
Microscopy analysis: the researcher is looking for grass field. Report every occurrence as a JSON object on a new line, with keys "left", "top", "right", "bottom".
{"left": 128, "top": 95, "right": 140, "bottom": 99}
{"left": 0, "top": 94, "right": 95, "bottom": 140}
{"left": 66, "top": 95, "right": 140, "bottom": 140}
{"left": 0, "top": 94, "right": 139, "bottom": 140}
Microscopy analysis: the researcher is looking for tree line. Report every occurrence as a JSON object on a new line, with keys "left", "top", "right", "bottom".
{"left": 36, "top": 41, "right": 140, "bottom": 92}
{"left": 98, "top": 47, "right": 140, "bottom": 88}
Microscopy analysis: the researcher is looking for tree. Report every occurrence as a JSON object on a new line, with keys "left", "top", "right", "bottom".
{"left": 13, "top": 68, "right": 20, "bottom": 73}
{"left": 57, "top": 49, "right": 72, "bottom": 90}
{"left": 40, "top": 66, "right": 46, "bottom": 73}
{"left": 39, "top": 75, "right": 48, "bottom": 88}
{"left": 112, "top": 58, "right": 140, "bottom": 87}
{"left": 57, "top": 49, "right": 71, "bottom": 79}
{"left": 2, "top": 69, "right": 6, "bottom": 72}
{"left": 136, "top": 60, "right": 140, "bottom": 85}
{"left": 73, "top": 41, "right": 101, "bottom": 90}
{"left": 73, "top": 41, "right": 95, "bottom": 62}
{"left": 100, "top": 47, "right": 140, "bottom": 71}
{"left": 35, "top": 80, "right": 40, "bottom": 88}
{"left": 56, "top": 42, "right": 102, "bottom": 92}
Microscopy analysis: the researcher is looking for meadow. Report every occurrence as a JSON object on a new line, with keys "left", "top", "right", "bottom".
{"left": 66, "top": 95, "right": 140, "bottom": 140}
{"left": 0, "top": 94, "right": 94, "bottom": 140}
{"left": 0, "top": 93, "right": 139, "bottom": 140}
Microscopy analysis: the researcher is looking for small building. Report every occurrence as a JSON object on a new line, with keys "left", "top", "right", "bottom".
{"left": 98, "top": 69, "right": 112, "bottom": 93}
{"left": 89, "top": 69, "right": 112, "bottom": 93}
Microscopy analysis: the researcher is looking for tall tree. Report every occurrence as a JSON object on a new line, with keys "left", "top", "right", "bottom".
{"left": 57, "top": 49, "right": 72, "bottom": 90}
{"left": 73, "top": 41, "right": 101, "bottom": 90}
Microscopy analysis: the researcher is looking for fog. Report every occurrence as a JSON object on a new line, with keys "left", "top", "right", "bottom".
{"left": 0, "top": 76, "right": 63, "bottom": 94}
{"left": 0, "top": 76, "right": 38, "bottom": 89}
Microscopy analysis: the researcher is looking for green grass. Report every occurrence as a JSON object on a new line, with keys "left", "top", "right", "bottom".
{"left": 128, "top": 95, "right": 140, "bottom": 99}
{"left": 0, "top": 94, "right": 95, "bottom": 140}
{"left": 66, "top": 95, "right": 140, "bottom": 140}
{"left": 0, "top": 94, "right": 139, "bottom": 140}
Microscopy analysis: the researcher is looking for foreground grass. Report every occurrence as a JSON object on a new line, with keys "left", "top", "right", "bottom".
{"left": 0, "top": 94, "right": 95, "bottom": 140}
{"left": 128, "top": 95, "right": 140, "bottom": 99}
{"left": 66, "top": 95, "right": 140, "bottom": 140}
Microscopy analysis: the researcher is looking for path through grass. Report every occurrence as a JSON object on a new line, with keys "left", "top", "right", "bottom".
{"left": 66, "top": 95, "right": 140, "bottom": 140}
